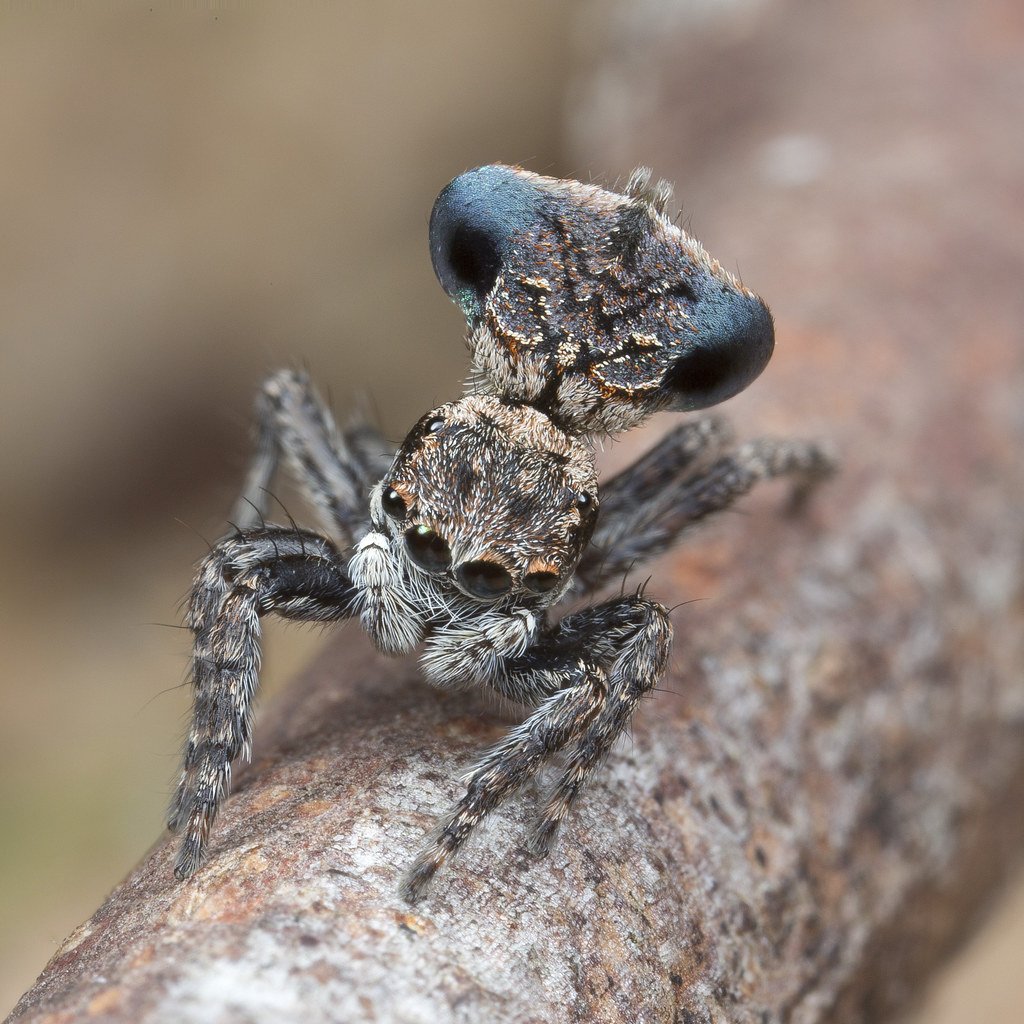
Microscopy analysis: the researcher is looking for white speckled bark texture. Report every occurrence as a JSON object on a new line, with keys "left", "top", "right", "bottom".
{"left": 9, "top": 2, "right": 1024, "bottom": 1022}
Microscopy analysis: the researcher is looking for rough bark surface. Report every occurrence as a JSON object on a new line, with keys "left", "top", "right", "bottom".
{"left": 10, "top": 2, "right": 1024, "bottom": 1023}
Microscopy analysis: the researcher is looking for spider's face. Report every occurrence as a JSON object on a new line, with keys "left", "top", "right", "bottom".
{"left": 373, "top": 396, "right": 598, "bottom": 604}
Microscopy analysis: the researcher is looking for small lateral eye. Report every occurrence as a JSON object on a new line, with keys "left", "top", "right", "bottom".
{"left": 524, "top": 570, "right": 560, "bottom": 594}
{"left": 576, "top": 491, "right": 597, "bottom": 517}
{"left": 425, "top": 416, "right": 445, "bottom": 433}
{"left": 381, "top": 487, "right": 407, "bottom": 520}
{"left": 405, "top": 525, "right": 452, "bottom": 572}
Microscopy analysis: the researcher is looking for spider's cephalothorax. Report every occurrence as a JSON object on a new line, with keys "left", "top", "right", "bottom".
{"left": 374, "top": 396, "right": 598, "bottom": 604}
{"left": 167, "top": 166, "right": 834, "bottom": 902}
{"left": 347, "top": 395, "right": 599, "bottom": 672}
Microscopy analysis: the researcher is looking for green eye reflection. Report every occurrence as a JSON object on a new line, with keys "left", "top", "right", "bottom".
{"left": 405, "top": 524, "right": 452, "bottom": 573}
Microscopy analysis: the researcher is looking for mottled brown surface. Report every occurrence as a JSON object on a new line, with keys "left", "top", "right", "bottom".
{"left": 9, "top": 1, "right": 1024, "bottom": 1022}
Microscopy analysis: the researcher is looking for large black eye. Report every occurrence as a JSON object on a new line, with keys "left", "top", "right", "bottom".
{"left": 661, "top": 292, "right": 775, "bottom": 411}
{"left": 429, "top": 165, "right": 541, "bottom": 317}
{"left": 524, "top": 570, "right": 560, "bottom": 594}
{"left": 441, "top": 226, "right": 501, "bottom": 308}
{"left": 405, "top": 525, "right": 452, "bottom": 572}
{"left": 456, "top": 559, "right": 513, "bottom": 600}
{"left": 381, "top": 487, "right": 407, "bottom": 520}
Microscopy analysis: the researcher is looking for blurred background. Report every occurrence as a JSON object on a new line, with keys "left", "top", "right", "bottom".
{"left": 1, "top": 2, "right": 1021, "bottom": 1018}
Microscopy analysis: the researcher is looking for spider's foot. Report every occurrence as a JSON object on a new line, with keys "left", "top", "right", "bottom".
{"left": 172, "top": 831, "right": 205, "bottom": 881}
{"left": 784, "top": 440, "right": 839, "bottom": 515}
{"left": 525, "top": 817, "right": 562, "bottom": 858}
{"left": 399, "top": 849, "right": 445, "bottom": 904}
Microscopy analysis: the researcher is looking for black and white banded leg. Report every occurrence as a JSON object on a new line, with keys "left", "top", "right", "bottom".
{"left": 401, "top": 595, "right": 672, "bottom": 903}
{"left": 593, "top": 415, "right": 733, "bottom": 534}
{"left": 168, "top": 524, "right": 356, "bottom": 880}
{"left": 232, "top": 368, "right": 392, "bottom": 545}
{"left": 576, "top": 433, "right": 836, "bottom": 594}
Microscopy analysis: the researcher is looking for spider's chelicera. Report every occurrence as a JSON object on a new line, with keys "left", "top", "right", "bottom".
{"left": 167, "top": 165, "right": 834, "bottom": 902}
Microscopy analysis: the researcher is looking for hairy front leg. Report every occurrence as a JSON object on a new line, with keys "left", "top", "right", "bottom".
{"left": 168, "top": 524, "right": 355, "bottom": 879}
{"left": 401, "top": 594, "right": 672, "bottom": 902}
{"left": 528, "top": 598, "right": 672, "bottom": 855}
{"left": 400, "top": 661, "right": 607, "bottom": 903}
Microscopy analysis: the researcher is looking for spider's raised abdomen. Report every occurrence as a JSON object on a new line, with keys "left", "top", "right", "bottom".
{"left": 431, "top": 165, "right": 775, "bottom": 433}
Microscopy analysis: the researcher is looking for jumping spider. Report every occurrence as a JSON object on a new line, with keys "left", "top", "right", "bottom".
{"left": 168, "top": 165, "right": 833, "bottom": 902}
